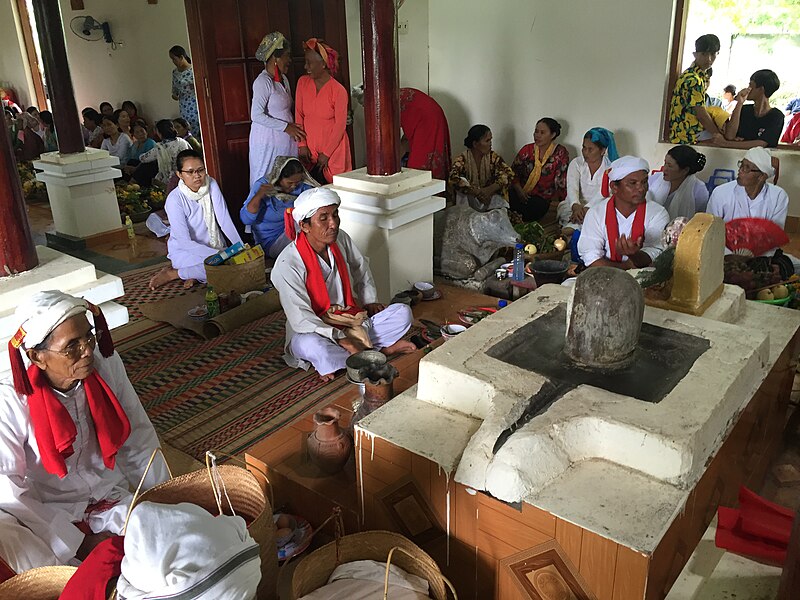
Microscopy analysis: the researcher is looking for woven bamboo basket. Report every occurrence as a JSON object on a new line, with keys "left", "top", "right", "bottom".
{"left": 128, "top": 451, "right": 278, "bottom": 600}
{"left": 0, "top": 566, "right": 77, "bottom": 599}
{"left": 205, "top": 258, "right": 266, "bottom": 295}
{"left": 290, "top": 530, "right": 455, "bottom": 599}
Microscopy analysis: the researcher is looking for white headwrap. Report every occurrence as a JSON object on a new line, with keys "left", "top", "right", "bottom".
{"left": 116, "top": 501, "right": 261, "bottom": 600}
{"left": 292, "top": 187, "right": 341, "bottom": 225}
{"left": 12, "top": 290, "right": 89, "bottom": 351}
{"left": 608, "top": 155, "right": 650, "bottom": 182}
{"left": 743, "top": 147, "right": 774, "bottom": 178}
{"left": 178, "top": 176, "right": 226, "bottom": 250}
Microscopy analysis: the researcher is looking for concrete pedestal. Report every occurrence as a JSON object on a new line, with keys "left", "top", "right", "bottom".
{"left": 0, "top": 246, "right": 128, "bottom": 374}
{"left": 330, "top": 168, "right": 445, "bottom": 302}
{"left": 34, "top": 148, "right": 123, "bottom": 239}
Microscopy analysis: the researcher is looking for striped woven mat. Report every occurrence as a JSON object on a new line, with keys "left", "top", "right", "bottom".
{"left": 113, "top": 265, "right": 350, "bottom": 460}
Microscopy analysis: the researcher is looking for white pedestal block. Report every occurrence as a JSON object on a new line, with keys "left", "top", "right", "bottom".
{"left": 34, "top": 149, "right": 123, "bottom": 239}
{"left": 330, "top": 168, "right": 445, "bottom": 302}
{"left": 0, "top": 246, "right": 128, "bottom": 374}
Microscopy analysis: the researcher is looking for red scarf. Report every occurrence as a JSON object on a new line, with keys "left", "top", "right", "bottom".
{"left": 605, "top": 197, "right": 647, "bottom": 263}
{"left": 27, "top": 365, "right": 131, "bottom": 479}
{"left": 284, "top": 209, "right": 359, "bottom": 315}
{"left": 60, "top": 535, "right": 125, "bottom": 600}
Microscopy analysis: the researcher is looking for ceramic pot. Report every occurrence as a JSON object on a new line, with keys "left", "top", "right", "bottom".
{"left": 307, "top": 407, "right": 353, "bottom": 474}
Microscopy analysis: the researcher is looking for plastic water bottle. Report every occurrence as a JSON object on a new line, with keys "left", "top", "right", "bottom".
{"left": 124, "top": 215, "right": 137, "bottom": 254}
{"left": 205, "top": 286, "right": 220, "bottom": 318}
{"left": 512, "top": 243, "right": 525, "bottom": 281}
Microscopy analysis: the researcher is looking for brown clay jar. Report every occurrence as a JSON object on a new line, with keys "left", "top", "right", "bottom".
{"left": 307, "top": 407, "right": 353, "bottom": 474}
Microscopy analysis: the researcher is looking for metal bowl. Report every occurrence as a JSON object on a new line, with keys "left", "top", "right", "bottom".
{"left": 345, "top": 350, "right": 387, "bottom": 382}
{"left": 530, "top": 260, "right": 569, "bottom": 276}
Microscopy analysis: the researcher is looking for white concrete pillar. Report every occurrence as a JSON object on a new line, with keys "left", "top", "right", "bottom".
{"left": 34, "top": 148, "right": 123, "bottom": 239}
{"left": 329, "top": 168, "right": 445, "bottom": 302}
{"left": 0, "top": 246, "right": 129, "bottom": 375}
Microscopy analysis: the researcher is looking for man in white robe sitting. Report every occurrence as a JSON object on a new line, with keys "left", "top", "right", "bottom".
{"left": 578, "top": 155, "right": 670, "bottom": 270}
{"left": 271, "top": 187, "right": 416, "bottom": 381}
{"left": 0, "top": 291, "right": 169, "bottom": 574}
{"left": 707, "top": 147, "right": 788, "bottom": 255}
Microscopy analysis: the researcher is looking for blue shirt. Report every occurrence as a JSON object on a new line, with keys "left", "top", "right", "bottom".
{"left": 239, "top": 177, "right": 314, "bottom": 250}
{"left": 785, "top": 98, "right": 800, "bottom": 114}
{"left": 128, "top": 138, "right": 156, "bottom": 162}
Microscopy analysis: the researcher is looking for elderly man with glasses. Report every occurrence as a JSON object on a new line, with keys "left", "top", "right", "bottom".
{"left": 0, "top": 291, "right": 168, "bottom": 576}
{"left": 707, "top": 147, "right": 788, "bottom": 255}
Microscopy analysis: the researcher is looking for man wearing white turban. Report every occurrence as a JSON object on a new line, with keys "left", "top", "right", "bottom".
{"left": 708, "top": 147, "right": 788, "bottom": 255}
{"left": 271, "top": 188, "right": 415, "bottom": 381}
{"left": 577, "top": 156, "right": 670, "bottom": 269}
{"left": 0, "top": 291, "right": 168, "bottom": 574}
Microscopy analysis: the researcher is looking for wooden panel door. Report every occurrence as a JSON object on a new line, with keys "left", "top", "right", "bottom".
{"left": 184, "top": 0, "right": 352, "bottom": 228}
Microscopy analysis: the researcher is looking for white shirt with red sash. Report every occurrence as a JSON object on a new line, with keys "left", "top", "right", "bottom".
{"left": 578, "top": 197, "right": 669, "bottom": 266}
{"left": 0, "top": 350, "right": 168, "bottom": 570}
{"left": 271, "top": 229, "right": 378, "bottom": 369}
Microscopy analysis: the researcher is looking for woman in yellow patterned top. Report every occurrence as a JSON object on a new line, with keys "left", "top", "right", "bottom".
{"left": 668, "top": 34, "right": 721, "bottom": 145}
{"left": 448, "top": 124, "right": 515, "bottom": 212}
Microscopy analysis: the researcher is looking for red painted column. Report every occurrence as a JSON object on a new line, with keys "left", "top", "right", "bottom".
{"left": 360, "top": 0, "right": 401, "bottom": 176}
{"left": 0, "top": 132, "right": 38, "bottom": 276}
{"left": 31, "top": 0, "right": 85, "bottom": 155}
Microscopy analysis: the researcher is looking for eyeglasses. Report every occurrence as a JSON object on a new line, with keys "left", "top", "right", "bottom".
{"left": 43, "top": 331, "right": 98, "bottom": 360}
{"left": 179, "top": 167, "right": 206, "bottom": 176}
{"left": 737, "top": 160, "right": 762, "bottom": 175}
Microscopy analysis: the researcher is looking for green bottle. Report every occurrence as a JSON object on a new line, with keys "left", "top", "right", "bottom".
{"left": 205, "top": 286, "right": 220, "bottom": 317}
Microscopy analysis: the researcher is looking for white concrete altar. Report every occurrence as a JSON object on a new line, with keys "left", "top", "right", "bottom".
{"left": 0, "top": 246, "right": 128, "bottom": 374}
{"left": 357, "top": 283, "right": 800, "bottom": 554}
{"left": 34, "top": 148, "right": 123, "bottom": 239}
{"left": 329, "top": 168, "right": 445, "bottom": 302}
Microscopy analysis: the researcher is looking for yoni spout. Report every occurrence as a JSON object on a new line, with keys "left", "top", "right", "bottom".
{"left": 564, "top": 267, "right": 644, "bottom": 371}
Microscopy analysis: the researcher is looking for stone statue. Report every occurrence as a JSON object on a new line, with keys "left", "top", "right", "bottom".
{"left": 434, "top": 205, "right": 518, "bottom": 280}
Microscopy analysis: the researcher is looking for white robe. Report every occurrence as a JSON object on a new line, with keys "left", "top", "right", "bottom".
{"left": 647, "top": 171, "right": 709, "bottom": 217}
{"left": 557, "top": 155, "right": 611, "bottom": 228}
{"left": 707, "top": 180, "right": 789, "bottom": 256}
{"left": 270, "top": 230, "right": 412, "bottom": 375}
{"left": 0, "top": 350, "right": 169, "bottom": 571}
{"left": 577, "top": 198, "right": 670, "bottom": 266}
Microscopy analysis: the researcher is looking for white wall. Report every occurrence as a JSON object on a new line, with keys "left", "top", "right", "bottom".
{"left": 0, "top": 0, "right": 34, "bottom": 108}
{"left": 345, "top": 0, "right": 430, "bottom": 168}
{"left": 57, "top": 0, "right": 191, "bottom": 125}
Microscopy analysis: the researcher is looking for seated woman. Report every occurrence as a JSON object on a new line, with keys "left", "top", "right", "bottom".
{"left": 647, "top": 146, "right": 708, "bottom": 219}
{"left": 16, "top": 112, "right": 44, "bottom": 161}
{"left": 99, "top": 114, "right": 133, "bottom": 167}
{"left": 510, "top": 117, "right": 570, "bottom": 222}
{"left": 113, "top": 108, "right": 133, "bottom": 137}
{"left": 122, "top": 122, "right": 157, "bottom": 178}
{"left": 557, "top": 127, "right": 617, "bottom": 233}
{"left": 240, "top": 156, "right": 318, "bottom": 258}
{"left": 173, "top": 117, "right": 202, "bottom": 153}
{"left": 38, "top": 110, "right": 58, "bottom": 153}
{"left": 133, "top": 119, "right": 191, "bottom": 188}
{"left": 149, "top": 150, "right": 242, "bottom": 290}
{"left": 81, "top": 108, "right": 103, "bottom": 148}
{"left": 447, "top": 124, "right": 514, "bottom": 211}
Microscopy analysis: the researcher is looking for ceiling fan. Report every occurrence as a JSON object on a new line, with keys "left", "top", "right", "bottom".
{"left": 69, "top": 16, "right": 113, "bottom": 44}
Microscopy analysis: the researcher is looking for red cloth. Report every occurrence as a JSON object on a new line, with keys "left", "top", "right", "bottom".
{"left": 27, "top": 365, "right": 131, "bottom": 478}
{"left": 0, "top": 556, "right": 15, "bottom": 584}
{"left": 725, "top": 217, "right": 789, "bottom": 256}
{"left": 780, "top": 112, "right": 800, "bottom": 144}
{"left": 59, "top": 536, "right": 125, "bottom": 600}
{"left": 294, "top": 230, "right": 359, "bottom": 317}
{"left": 605, "top": 197, "right": 646, "bottom": 263}
{"left": 715, "top": 486, "right": 795, "bottom": 566}
{"left": 400, "top": 88, "right": 451, "bottom": 180}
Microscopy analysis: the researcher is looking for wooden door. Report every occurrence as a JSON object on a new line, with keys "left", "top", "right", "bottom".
{"left": 184, "top": 0, "right": 353, "bottom": 226}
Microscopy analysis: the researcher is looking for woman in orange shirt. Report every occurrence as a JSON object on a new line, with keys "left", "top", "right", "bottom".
{"left": 295, "top": 38, "right": 352, "bottom": 183}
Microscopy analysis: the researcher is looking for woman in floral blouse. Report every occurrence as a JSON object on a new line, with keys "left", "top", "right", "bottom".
{"left": 170, "top": 45, "right": 200, "bottom": 139}
{"left": 447, "top": 124, "right": 514, "bottom": 211}
{"left": 510, "top": 117, "right": 569, "bottom": 223}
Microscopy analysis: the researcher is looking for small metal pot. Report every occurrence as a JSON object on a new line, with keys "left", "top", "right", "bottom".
{"left": 345, "top": 350, "right": 387, "bottom": 382}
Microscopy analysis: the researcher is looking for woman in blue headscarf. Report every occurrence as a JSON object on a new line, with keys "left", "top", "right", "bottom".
{"left": 557, "top": 127, "right": 618, "bottom": 233}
